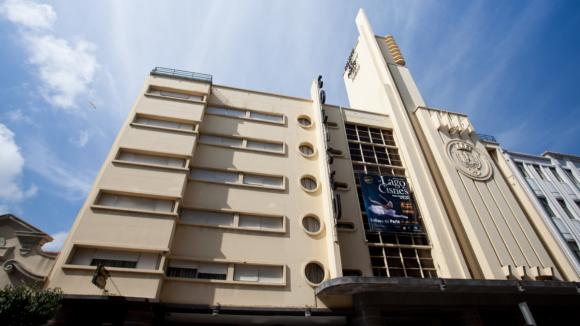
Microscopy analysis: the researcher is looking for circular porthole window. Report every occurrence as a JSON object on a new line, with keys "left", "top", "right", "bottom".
{"left": 301, "top": 215, "right": 322, "bottom": 235}
{"left": 304, "top": 262, "right": 325, "bottom": 285}
{"left": 300, "top": 176, "right": 318, "bottom": 192}
{"left": 298, "top": 142, "right": 316, "bottom": 157}
{"left": 297, "top": 115, "right": 313, "bottom": 129}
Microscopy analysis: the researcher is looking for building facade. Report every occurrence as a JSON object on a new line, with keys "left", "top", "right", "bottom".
{"left": 501, "top": 150, "right": 580, "bottom": 276}
{"left": 0, "top": 214, "right": 58, "bottom": 288}
{"left": 43, "top": 9, "right": 580, "bottom": 326}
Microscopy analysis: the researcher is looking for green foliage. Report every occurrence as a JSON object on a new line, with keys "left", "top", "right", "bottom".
{"left": 0, "top": 282, "right": 64, "bottom": 326}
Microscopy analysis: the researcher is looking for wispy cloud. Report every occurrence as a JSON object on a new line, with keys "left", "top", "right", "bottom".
{"left": 6, "top": 108, "right": 33, "bottom": 123}
{"left": 69, "top": 129, "right": 90, "bottom": 147}
{"left": 0, "top": 123, "right": 37, "bottom": 213}
{"left": 0, "top": 0, "right": 99, "bottom": 110}
{"left": 25, "top": 140, "right": 94, "bottom": 200}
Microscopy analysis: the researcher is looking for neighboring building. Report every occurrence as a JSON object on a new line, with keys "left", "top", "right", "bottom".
{"left": 44, "top": 9, "right": 580, "bottom": 326}
{"left": 501, "top": 150, "right": 580, "bottom": 276}
{"left": 0, "top": 214, "right": 58, "bottom": 288}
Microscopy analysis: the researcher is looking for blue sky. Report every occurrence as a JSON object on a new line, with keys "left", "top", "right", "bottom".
{"left": 0, "top": 0, "right": 579, "bottom": 250}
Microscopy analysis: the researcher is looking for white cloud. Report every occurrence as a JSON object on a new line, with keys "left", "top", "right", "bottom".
{"left": 41, "top": 230, "right": 67, "bottom": 251}
{"left": 0, "top": 0, "right": 56, "bottom": 30}
{"left": 0, "top": 0, "right": 99, "bottom": 110}
{"left": 70, "top": 129, "right": 90, "bottom": 147}
{"left": 0, "top": 124, "right": 37, "bottom": 208}
{"left": 6, "top": 109, "right": 33, "bottom": 123}
{"left": 26, "top": 34, "right": 98, "bottom": 109}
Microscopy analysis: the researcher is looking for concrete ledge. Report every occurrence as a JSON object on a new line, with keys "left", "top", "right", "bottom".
{"left": 315, "top": 276, "right": 580, "bottom": 296}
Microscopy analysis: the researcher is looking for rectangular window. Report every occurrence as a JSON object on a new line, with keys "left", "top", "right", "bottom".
{"left": 233, "top": 264, "right": 284, "bottom": 283}
{"left": 148, "top": 89, "right": 203, "bottom": 101}
{"left": 533, "top": 165, "right": 547, "bottom": 180}
{"left": 135, "top": 117, "right": 194, "bottom": 131}
{"left": 118, "top": 151, "right": 184, "bottom": 168}
{"left": 564, "top": 169, "right": 580, "bottom": 186}
{"left": 199, "top": 134, "right": 243, "bottom": 147}
{"left": 91, "top": 249, "right": 139, "bottom": 269}
{"left": 539, "top": 198, "right": 556, "bottom": 217}
{"left": 166, "top": 260, "right": 228, "bottom": 280}
{"left": 550, "top": 167, "right": 564, "bottom": 182}
{"left": 557, "top": 199, "right": 575, "bottom": 220}
{"left": 179, "top": 209, "right": 234, "bottom": 226}
{"left": 243, "top": 174, "right": 283, "bottom": 187}
{"left": 97, "top": 194, "right": 174, "bottom": 213}
{"left": 69, "top": 247, "right": 159, "bottom": 270}
{"left": 246, "top": 140, "right": 283, "bottom": 152}
{"left": 249, "top": 112, "right": 283, "bottom": 123}
{"left": 568, "top": 241, "right": 580, "bottom": 261}
{"left": 238, "top": 214, "right": 283, "bottom": 230}
{"left": 516, "top": 163, "right": 530, "bottom": 178}
{"left": 345, "top": 123, "right": 396, "bottom": 146}
{"left": 190, "top": 168, "right": 239, "bottom": 183}
{"left": 206, "top": 106, "right": 246, "bottom": 118}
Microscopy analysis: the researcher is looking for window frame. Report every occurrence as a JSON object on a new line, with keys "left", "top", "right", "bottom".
{"left": 205, "top": 105, "right": 285, "bottom": 125}
{"left": 178, "top": 206, "right": 286, "bottom": 233}
{"left": 91, "top": 189, "right": 178, "bottom": 216}
{"left": 198, "top": 132, "right": 285, "bottom": 155}
{"left": 165, "top": 256, "right": 287, "bottom": 286}
{"left": 189, "top": 166, "right": 286, "bottom": 191}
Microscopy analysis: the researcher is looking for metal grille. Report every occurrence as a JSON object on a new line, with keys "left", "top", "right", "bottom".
{"left": 151, "top": 67, "right": 212, "bottom": 83}
{"left": 477, "top": 134, "right": 497, "bottom": 142}
{"left": 345, "top": 122, "right": 435, "bottom": 279}
{"left": 367, "top": 234, "right": 437, "bottom": 278}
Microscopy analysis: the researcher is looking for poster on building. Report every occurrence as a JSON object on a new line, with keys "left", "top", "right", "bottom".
{"left": 358, "top": 173, "right": 422, "bottom": 233}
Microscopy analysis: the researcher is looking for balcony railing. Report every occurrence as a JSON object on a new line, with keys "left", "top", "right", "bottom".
{"left": 150, "top": 67, "right": 212, "bottom": 83}
{"left": 477, "top": 134, "right": 497, "bottom": 142}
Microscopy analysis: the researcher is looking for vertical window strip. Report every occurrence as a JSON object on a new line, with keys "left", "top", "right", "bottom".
{"left": 558, "top": 200, "right": 576, "bottom": 220}
{"left": 550, "top": 167, "right": 564, "bottom": 182}
{"left": 534, "top": 165, "right": 547, "bottom": 180}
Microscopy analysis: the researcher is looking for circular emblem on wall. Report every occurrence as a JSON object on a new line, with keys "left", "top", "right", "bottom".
{"left": 446, "top": 140, "right": 492, "bottom": 180}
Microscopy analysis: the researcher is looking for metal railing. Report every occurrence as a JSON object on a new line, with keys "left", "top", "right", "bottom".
{"left": 477, "top": 134, "right": 497, "bottom": 142}
{"left": 150, "top": 67, "right": 212, "bottom": 83}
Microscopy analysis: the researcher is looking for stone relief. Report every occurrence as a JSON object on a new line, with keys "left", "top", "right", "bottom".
{"left": 446, "top": 140, "right": 492, "bottom": 181}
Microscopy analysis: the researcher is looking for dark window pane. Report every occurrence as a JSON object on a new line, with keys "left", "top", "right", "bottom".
{"left": 387, "top": 258, "right": 403, "bottom": 268}
{"left": 352, "top": 155, "right": 363, "bottom": 162}
{"left": 348, "top": 142, "right": 360, "bottom": 149}
{"left": 359, "top": 136, "right": 371, "bottom": 143}
{"left": 347, "top": 134, "right": 358, "bottom": 141}
{"left": 367, "top": 166, "right": 380, "bottom": 173}
{"left": 377, "top": 159, "right": 390, "bottom": 165}
{"left": 349, "top": 148, "right": 362, "bottom": 156}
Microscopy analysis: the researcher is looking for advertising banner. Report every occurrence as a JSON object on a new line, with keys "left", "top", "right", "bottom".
{"left": 358, "top": 173, "right": 422, "bottom": 233}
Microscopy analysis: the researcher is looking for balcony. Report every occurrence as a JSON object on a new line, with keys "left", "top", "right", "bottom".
{"left": 477, "top": 134, "right": 497, "bottom": 142}
{"left": 150, "top": 67, "right": 212, "bottom": 83}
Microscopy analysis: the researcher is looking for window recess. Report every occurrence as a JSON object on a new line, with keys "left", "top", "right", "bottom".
{"left": 69, "top": 247, "right": 160, "bottom": 270}
{"left": 206, "top": 106, "right": 284, "bottom": 124}
{"left": 166, "top": 260, "right": 228, "bottom": 280}
{"left": 134, "top": 117, "right": 195, "bottom": 131}
{"left": 117, "top": 151, "right": 185, "bottom": 168}
{"left": 147, "top": 89, "right": 203, "bottom": 101}
{"left": 249, "top": 112, "right": 283, "bottom": 123}
{"left": 199, "top": 134, "right": 283, "bottom": 153}
{"left": 233, "top": 264, "right": 284, "bottom": 283}
{"left": 96, "top": 193, "right": 175, "bottom": 213}
{"left": 179, "top": 208, "right": 284, "bottom": 232}
{"left": 190, "top": 168, "right": 284, "bottom": 189}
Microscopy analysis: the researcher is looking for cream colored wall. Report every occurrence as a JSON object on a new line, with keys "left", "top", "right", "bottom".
{"left": 413, "top": 107, "right": 561, "bottom": 280}
{"left": 160, "top": 84, "right": 339, "bottom": 308}
{"left": 47, "top": 75, "right": 207, "bottom": 295}
{"left": 343, "top": 9, "right": 470, "bottom": 279}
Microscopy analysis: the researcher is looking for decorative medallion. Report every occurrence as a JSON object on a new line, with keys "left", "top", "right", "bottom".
{"left": 446, "top": 140, "right": 492, "bottom": 180}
